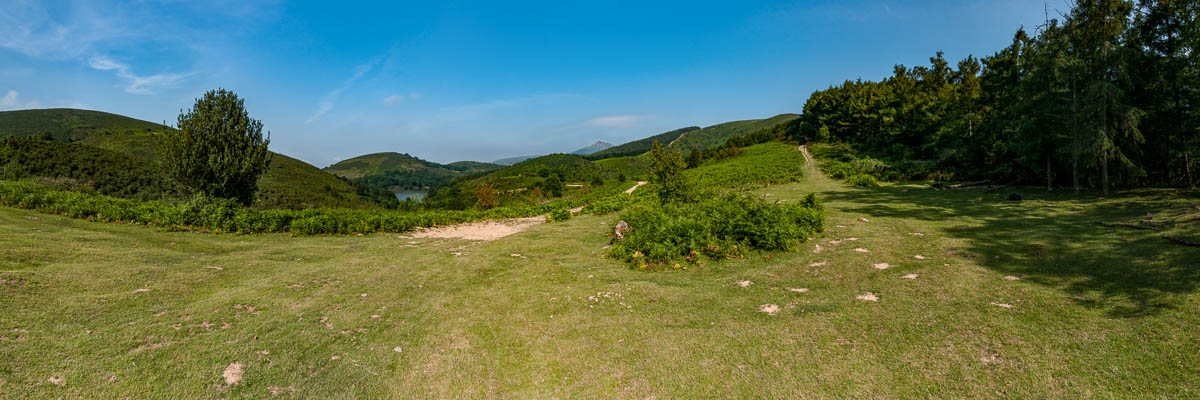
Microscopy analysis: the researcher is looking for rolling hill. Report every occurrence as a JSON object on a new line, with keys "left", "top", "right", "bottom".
{"left": 325, "top": 152, "right": 501, "bottom": 191}
{"left": 588, "top": 126, "right": 700, "bottom": 159}
{"left": 0, "top": 108, "right": 394, "bottom": 209}
{"left": 666, "top": 114, "right": 800, "bottom": 153}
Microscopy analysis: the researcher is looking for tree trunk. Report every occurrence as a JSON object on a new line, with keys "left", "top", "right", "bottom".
{"left": 1102, "top": 156, "right": 1110, "bottom": 197}
{"left": 1046, "top": 157, "right": 1053, "bottom": 192}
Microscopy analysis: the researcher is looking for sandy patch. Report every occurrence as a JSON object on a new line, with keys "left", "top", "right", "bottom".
{"left": 787, "top": 287, "right": 809, "bottom": 293}
{"left": 989, "top": 302, "right": 1013, "bottom": 309}
{"left": 909, "top": 232, "right": 925, "bottom": 237}
{"left": 901, "top": 273, "right": 919, "bottom": 279}
{"left": 393, "top": 346, "right": 403, "bottom": 353}
{"left": 835, "top": 225, "right": 847, "bottom": 228}
{"left": 268, "top": 386, "right": 296, "bottom": 396}
{"left": 981, "top": 354, "right": 1003, "bottom": 365}
{"left": 854, "top": 248, "right": 869, "bottom": 253}
{"left": 758, "top": 304, "right": 781, "bottom": 315}
{"left": 914, "top": 255, "right": 926, "bottom": 260}
{"left": 813, "top": 244, "right": 823, "bottom": 253}
{"left": 736, "top": 280, "right": 753, "bottom": 287}
{"left": 222, "top": 362, "right": 244, "bottom": 386}
{"left": 872, "top": 263, "right": 891, "bottom": 270}
{"left": 205, "top": 266, "right": 223, "bottom": 271}
{"left": 409, "top": 216, "right": 545, "bottom": 241}
{"left": 624, "top": 181, "right": 648, "bottom": 194}
{"left": 809, "top": 261, "right": 828, "bottom": 267}
{"left": 845, "top": 237, "right": 859, "bottom": 241}
{"left": 856, "top": 292, "right": 879, "bottom": 301}
{"left": 47, "top": 375, "right": 64, "bottom": 386}
{"left": 1004, "top": 275, "right": 1021, "bottom": 281}
{"left": 131, "top": 288, "right": 150, "bottom": 294}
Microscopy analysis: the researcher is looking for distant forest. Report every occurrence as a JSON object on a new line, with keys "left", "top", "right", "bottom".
{"left": 796, "top": 0, "right": 1198, "bottom": 193}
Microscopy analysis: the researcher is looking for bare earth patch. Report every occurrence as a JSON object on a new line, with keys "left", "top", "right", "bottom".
{"left": 624, "top": 181, "right": 649, "bottom": 194}
{"left": 47, "top": 375, "right": 64, "bottom": 386}
{"left": 409, "top": 216, "right": 545, "bottom": 241}
{"left": 268, "top": 385, "right": 296, "bottom": 396}
{"left": 131, "top": 288, "right": 150, "bottom": 294}
{"left": 787, "top": 287, "right": 809, "bottom": 293}
{"left": 872, "top": 263, "right": 891, "bottom": 270}
{"left": 222, "top": 362, "right": 244, "bottom": 386}
{"left": 914, "top": 255, "right": 926, "bottom": 260}
{"left": 989, "top": 302, "right": 1014, "bottom": 309}
{"left": 854, "top": 248, "right": 869, "bottom": 253}
{"left": 1004, "top": 275, "right": 1022, "bottom": 281}
{"left": 736, "top": 280, "right": 753, "bottom": 288}
{"left": 759, "top": 304, "right": 781, "bottom": 315}
{"left": 813, "top": 244, "right": 823, "bottom": 253}
{"left": 856, "top": 292, "right": 879, "bottom": 301}
{"left": 809, "top": 261, "right": 828, "bottom": 267}
{"left": 902, "top": 274, "right": 919, "bottom": 279}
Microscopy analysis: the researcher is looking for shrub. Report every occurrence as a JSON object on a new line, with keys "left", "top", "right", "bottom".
{"left": 607, "top": 193, "right": 824, "bottom": 267}
{"left": 548, "top": 208, "right": 572, "bottom": 222}
{"left": 649, "top": 141, "right": 693, "bottom": 204}
{"left": 846, "top": 174, "right": 879, "bottom": 187}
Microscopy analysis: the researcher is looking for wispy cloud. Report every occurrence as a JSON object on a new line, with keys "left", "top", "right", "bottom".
{"left": 382, "top": 92, "right": 423, "bottom": 106}
{"left": 307, "top": 57, "right": 382, "bottom": 123}
{"left": 0, "top": 90, "right": 40, "bottom": 110}
{"left": 88, "top": 55, "right": 188, "bottom": 95}
{"left": 586, "top": 114, "right": 648, "bottom": 127}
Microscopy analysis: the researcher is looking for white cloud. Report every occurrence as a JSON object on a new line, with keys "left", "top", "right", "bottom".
{"left": 307, "top": 57, "right": 382, "bottom": 123}
{"left": 382, "top": 94, "right": 404, "bottom": 105}
{"left": 586, "top": 114, "right": 648, "bottom": 127}
{"left": 88, "top": 55, "right": 187, "bottom": 95}
{"left": 0, "top": 90, "right": 40, "bottom": 110}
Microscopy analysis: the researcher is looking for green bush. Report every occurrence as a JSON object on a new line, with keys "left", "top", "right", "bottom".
{"left": 846, "top": 174, "right": 879, "bottom": 187}
{"left": 607, "top": 193, "right": 824, "bottom": 268}
{"left": 548, "top": 208, "right": 572, "bottom": 222}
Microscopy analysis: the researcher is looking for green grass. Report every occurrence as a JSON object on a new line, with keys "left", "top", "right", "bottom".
{"left": 2, "top": 149, "right": 1199, "bottom": 397}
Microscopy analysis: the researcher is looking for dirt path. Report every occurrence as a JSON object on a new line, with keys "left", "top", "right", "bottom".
{"left": 406, "top": 181, "right": 647, "bottom": 241}
{"left": 624, "top": 181, "right": 648, "bottom": 194}
{"left": 407, "top": 216, "right": 546, "bottom": 241}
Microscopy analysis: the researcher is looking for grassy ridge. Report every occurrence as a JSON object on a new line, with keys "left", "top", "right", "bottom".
{"left": 666, "top": 113, "right": 800, "bottom": 153}
{"left": 687, "top": 142, "right": 805, "bottom": 189}
{"left": 588, "top": 126, "right": 700, "bottom": 159}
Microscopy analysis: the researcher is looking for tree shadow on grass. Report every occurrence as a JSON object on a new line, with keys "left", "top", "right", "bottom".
{"left": 821, "top": 184, "right": 1199, "bottom": 318}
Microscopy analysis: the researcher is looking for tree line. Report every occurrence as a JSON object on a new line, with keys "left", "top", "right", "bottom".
{"left": 796, "top": 0, "right": 1198, "bottom": 194}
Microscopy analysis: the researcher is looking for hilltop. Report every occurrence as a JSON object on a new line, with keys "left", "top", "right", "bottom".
{"left": 570, "top": 140, "right": 613, "bottom": 155}
{"left": 0, "top": 109, "right": 395, "bottom": 209}
{"left": 666, "top": 114, "right": 800, "bottom": 153}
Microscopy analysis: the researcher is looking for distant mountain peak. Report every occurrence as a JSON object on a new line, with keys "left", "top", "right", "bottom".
{"left": 570, "top": 140, "right": 614, "bottom": 155}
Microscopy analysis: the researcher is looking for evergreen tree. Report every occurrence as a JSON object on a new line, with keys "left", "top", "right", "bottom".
{"left": 161, "top": 89, "right": 271, "bottom": 204}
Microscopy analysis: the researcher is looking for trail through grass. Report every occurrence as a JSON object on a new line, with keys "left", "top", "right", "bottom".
{"left": 1, "top": 153, "right": 1198, "bottom": 398}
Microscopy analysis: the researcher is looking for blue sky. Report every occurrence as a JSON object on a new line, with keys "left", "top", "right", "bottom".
{"left": 0, "top": 0, "right": 1065, "bottom": 166}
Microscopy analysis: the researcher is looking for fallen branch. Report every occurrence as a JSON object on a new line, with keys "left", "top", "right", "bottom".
{"left": 1097, "top": 222, "right": 1162, "bottom": 231}
{"left": 1162, "top": 236, "right": 1200, "bottom": 247}
{"left": 946, "top": 180, "right": 990, "bottom": 189}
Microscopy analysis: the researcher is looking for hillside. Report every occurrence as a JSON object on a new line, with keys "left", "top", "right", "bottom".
{"left": 589, "top": 126, "right": 699, "bottom": 159}
{"left": 0, "top": 108, "right": 164, "bottom": 142}
{"left": 0, "top": 109, "right": 393, "bottom": 209}
{"left": 325, "top": 152, "right": 502, "bottom": 191}
{"left": 570, "top": 140, "right": 613, "bottom": 155}
{"left": 666, "top": 114, "right": 800, "bottom": 153}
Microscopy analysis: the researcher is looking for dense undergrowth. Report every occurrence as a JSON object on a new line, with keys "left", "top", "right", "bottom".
{"left": 809, "top": 143, "right": 946, "bottom": 186}
{"left": 607, "top": 193, "right": 823, "bottom": 268}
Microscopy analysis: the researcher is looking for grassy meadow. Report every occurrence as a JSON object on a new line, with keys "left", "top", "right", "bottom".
{"left": 2, "top": 156, "right": 1199, "bottom": 398}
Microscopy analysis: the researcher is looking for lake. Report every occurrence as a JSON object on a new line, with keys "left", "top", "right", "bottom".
{"left": 394, "top": 190, "right": 428, "bottom": 202}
